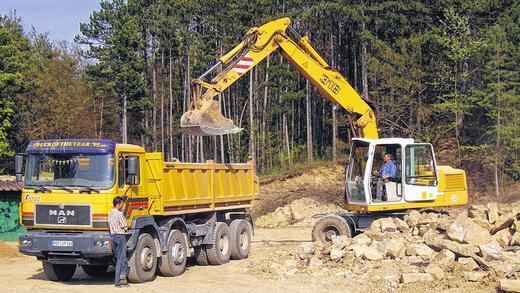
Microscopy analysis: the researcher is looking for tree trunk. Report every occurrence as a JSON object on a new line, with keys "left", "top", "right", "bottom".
{"left": 169, "top": 49, "right": 173, "bottom": 161}
{"left": 306, "top": 80, "right": 313, "bottom": 162}
{"left": 249, "top": 69, "right": 256, "bottom": 167}
{"left": 121, "top": 93, "right": 127, "bottom": 143}
{"left": 332, "top": 104, "right": 337, "bottom": 162}
{"left": 361, "top": 19, "right": 369, "bottom": 100}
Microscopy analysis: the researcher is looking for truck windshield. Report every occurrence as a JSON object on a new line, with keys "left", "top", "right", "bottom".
{"left": 345, "top": 141, "right": 369, "bottom": 203}
{"left": 24, "top": 153, "right": 115, "bottom": 189}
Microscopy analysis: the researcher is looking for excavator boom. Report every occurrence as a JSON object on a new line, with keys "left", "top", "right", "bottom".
{"left": 180, "top": 17, "right": 378, "bottom": 139}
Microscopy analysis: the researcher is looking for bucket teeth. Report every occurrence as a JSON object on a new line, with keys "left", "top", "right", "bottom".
{"left": 180, "top": 100, "right": 243, "bottom": 136}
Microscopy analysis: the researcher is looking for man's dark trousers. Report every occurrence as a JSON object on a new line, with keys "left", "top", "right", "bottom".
{"left": 112, "top": 234, "right": 128, "bottom": 285}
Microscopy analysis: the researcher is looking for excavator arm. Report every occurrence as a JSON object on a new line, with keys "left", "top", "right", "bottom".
{"left": 180, "top": 17, "right": 378, "bottom": 139}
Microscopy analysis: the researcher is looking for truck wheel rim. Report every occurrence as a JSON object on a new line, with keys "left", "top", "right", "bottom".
{"left": 140, "top": 246, "right": 154, "bottom": 270}
{"left": 323, "top": 226, "right": 339, "bottom": 241}
{"left": 239, "top": 230, "right": 249, "bottom": 250}
{"left": 171, "top": 242, "right": 185, "bottom": 264}
{"left": 219, "top": 234, "right": 229, "bottom": 255}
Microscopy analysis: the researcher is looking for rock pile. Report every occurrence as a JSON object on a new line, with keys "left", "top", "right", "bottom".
{"left": 296, "top": 203, "right": 520, "bottom": 290}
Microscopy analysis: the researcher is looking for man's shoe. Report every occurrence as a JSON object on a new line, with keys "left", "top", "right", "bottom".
{"left": 120, "top": 274, "right": 128, "bottom": 285}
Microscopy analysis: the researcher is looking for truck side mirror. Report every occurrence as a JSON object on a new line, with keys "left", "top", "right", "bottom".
{"left": 15, "top": 154, "right": 24, "bottom": 182}
{"left": 126, "top": 156, "right": 139, "bottom": 185}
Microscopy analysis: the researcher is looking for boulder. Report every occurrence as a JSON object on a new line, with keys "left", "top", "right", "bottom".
{"left": 514, "top": 220, "right": 520, "bottom": 233}
{"left": 308, "top": 257, "right": 323, "bottom": 271}
{"left": 511, "top": 232, "right": 520, "bottom": 246}
{"left": 499, "top": 279, "right": 520, "bottom": 292}
{"left": 430, "top": 249, "right": 455, "bottom": 268}
{"left": 330, "top": 248, "right": 345, "bottom": 261}
{"left": 380, "top": 218, "right": 398, "bottom": 232}
{"left": 415, "top": 243, "right": 436, "bottom": 260}
{"left": 468, "top": 205, "right": 488, "bottom": 221}
{"left": 351, "top": 244, "right": 368, "bottom": 258}
{"left": 331, "top": 235, "right": 350, "bottom": 250}
{"left": 386, "top": 238, "right": 406, "bottom": 259}
{"left": 297, "top": 242, "right": 315, "bottom": 260}
{"left": 437, "top": 216, "right": 453, "bottom": 231}
{"left": 352, "top": 233, "right": 372, "bottom": 246}
{"left": 458, "top": 257, "right": 479, "bottom": 271}
{"left": 407, "top": 255, "right": 426, "bottom": 266}
{"left": 400, "top": 273, "right": 434, "bottom": 284}
{"left": 487, "top": 202, "right": 499, "bottom": 224}
{"left": 465, "top": 271, "right": 487, "bottom": 282}
{"left": 424, "top": 265, "right": 445, "bottom": 279}
{"left": 405, "top": 210, "right": 422, "bottom": 227}
{"left": 447, "top": 214, "right": 492, "bottom": 246}
{"left": 393, "top": 217, "right": 410, "bottom": 232}
{"left": 479, "top": 240, "right": 503, "bottom": 261}
{"left": 492, "top": 229, "right": 513, "bottom": 248}
{"left": 363, "top": 246, "right": 384, "bottom": 261}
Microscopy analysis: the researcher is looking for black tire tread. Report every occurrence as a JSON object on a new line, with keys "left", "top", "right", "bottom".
{"left": 229, "top": 219, "right": 252, "bottom": 260}
{"left": 42, "top": 262, "right": 76, "bottom": 282}
{"left": 128, "top": 233, "right": 157, "bottom": 283}
{"left": 206, "top": 222, "right": 231, "bottom": 265}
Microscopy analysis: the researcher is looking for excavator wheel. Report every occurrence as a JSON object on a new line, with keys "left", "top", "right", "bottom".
{"left": 312, "top": 215, "right": 352, "bottom": 244}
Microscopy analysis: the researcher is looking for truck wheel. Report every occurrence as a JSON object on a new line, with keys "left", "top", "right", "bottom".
{"left": 42, "top": 262, "right": 76, "bottom": 282}
{"left": 312, "top": 215, "right": 352, "bottom": 244}
{"left": 128, "top": 233, "right": 157, "bottom": 283}
{"left": 158, "top": 230, "right": 187, "bottom": 277}
{"left": 229, "top": 219, "right": 252, "bottom": 260}
{"left": 206, "top": 222, "right": 231, "bottom": 265}
{"left": 194, "top": 246, "right": 209, "bottom": 266}
{"left": 82, "top": 265, "right": 108, "bottom": 277}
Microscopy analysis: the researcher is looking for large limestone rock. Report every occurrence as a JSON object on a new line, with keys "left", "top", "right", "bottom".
{"left": 424, "top": 265, "right": 445, "bottom": 279}
{"left": 468, "top": 205, "right": 488, "bottom": 221}
{"left": 479, "top": 240, "right": 504, "bottom": 261}
{"left": 350, "top": 244, "right": 368, "bottom": 258}
{"left": 380, "top": 218, "right": 398, "bottom": 232}
{"left": 465, "top": 271, "right": 487, "bottom": 282}
{"left": 352, "top": 233, "right": 372, "bottom": 246}
{"left": 499, "top": 279, "right": 520, "bottom": 292}
{"left": 393, "top": 218, "right": 410, "bottom": 232}
{"left": 415, "top": 243, "right": 436, "bottom": 260}
{"left": 446, "top": 214, "right": 492, "bottom": 245}
{"left": 487, "top": 202, "right": 499, "bottom": 224}
{"left": 400, "top": 273, "right": 434, "bottom": 284}
{"left": 386, "top": 238, "right": 406, "bottom": 259}
{"left": 331, "top": 235, "right": 350, "bottom": 250}
{"left": 511, "top": 232, "right": 520, "bottom": 246}
{"left": 330, "top": 248, "right": 345, "bottom": 261}
{"left": 492, "top": 229, "right": 513, "bottom": 248}
{"left": 514, "top": 220, "right": 520, "bottom": 232}
{"left": 297, "top": 242, "right": 315, "bottom": 260}
{"left": 458, "top": 257, "right": 479, "bottom": 271}
{"left": 363, "top": 246, "right": 384, "bottom": 261}
{"left": 404, "top": 210, "right": 422, "bottom": 227}
{"left": 430, "top": 249, "right": 455, "bottom": 268}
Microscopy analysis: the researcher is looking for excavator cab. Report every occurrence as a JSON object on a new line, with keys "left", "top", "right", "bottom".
{"left": 344, "top": 138, "right": 467, "bottom": 212}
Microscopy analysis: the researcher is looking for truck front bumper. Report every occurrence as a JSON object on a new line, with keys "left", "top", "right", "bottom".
{"left": 19, "top": 230, "right": 113, "bottom": 265}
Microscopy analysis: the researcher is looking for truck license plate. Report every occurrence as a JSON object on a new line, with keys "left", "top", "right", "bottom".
{"left": 51, "top": 240, "right": 73, "bottom": 247}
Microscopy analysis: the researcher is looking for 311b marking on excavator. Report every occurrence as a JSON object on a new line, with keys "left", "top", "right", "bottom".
{"left": 320, "top": 74, "right": 340, "bottom": 94}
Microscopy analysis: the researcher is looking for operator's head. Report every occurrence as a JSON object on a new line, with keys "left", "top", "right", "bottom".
{"left": 113, "top": 196, "right": 125, "bottom": 210}
{"left": 384, "top": 153, "right": 394, "bottom": 162}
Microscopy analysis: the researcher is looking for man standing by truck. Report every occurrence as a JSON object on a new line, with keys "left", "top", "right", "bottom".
{"left": 109, "top": 196, "right": 129, "bottom": 287}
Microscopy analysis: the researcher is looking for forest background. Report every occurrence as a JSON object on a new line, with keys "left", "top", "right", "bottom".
{"left": 0, "top": 0, "right": 518, "bottom": 198}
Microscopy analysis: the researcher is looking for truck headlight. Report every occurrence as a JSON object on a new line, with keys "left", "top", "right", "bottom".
{"left": 20, "top": 239, "right": 32, "bottom": 247}
{"left": 94, "top": 240, "right": 111, "bottom": 248}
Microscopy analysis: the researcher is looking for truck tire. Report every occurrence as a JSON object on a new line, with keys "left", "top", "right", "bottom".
{"left": 194, "top": 246, "right": 209, "bottom": 266}
{"left": 312, "top": 215, "right": 352, "bottom": 244}
{"left": 229, "top": 219, "right": 252, "bottom": 260}
{"left": 42, "top": 262, "right": 76, "bottom": 282}
{"left": 158, "top": 230, "right": 187, "bottom": 277}
{"left": 128, "top": 233, "right": 157, "bottom": 283}
{"left": 82, "top": 265, "right": 108, "bottom": 277}
{"left": 206, "top": 222, "right": 231, "bottom": 265}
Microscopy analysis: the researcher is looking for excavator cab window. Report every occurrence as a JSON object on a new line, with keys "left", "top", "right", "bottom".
{"left": 345, "top": 141, "right": 369, "bottom": 203}
{"left": 371, "top": 144, "right": 402, "bottom": 202}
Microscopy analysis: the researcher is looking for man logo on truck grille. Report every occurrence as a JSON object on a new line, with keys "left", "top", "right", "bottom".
{"left": 57, "top": 216, "right": 67, "bottom": 224}
{"left": 49, "top": 210, "right": 75, "bottom": 216}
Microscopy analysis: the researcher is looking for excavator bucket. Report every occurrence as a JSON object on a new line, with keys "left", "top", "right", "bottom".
{"left": 180, "top": 99, "right": 243, "bottom": 136}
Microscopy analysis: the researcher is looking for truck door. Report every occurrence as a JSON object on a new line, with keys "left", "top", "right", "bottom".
{"left": 117, "top": 153, "right": 147, "bottom": 219}
{"left": 403, "top": 144, "right": 439, "bottom": 202}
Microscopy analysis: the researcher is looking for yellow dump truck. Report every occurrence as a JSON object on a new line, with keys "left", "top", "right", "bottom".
{"left": 16, "top": 139, "right": 258, "bottom": 282}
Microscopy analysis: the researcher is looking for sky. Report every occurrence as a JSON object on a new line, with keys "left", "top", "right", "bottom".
{"left": 0, "top": 0, "right": 101, "bottom": 41}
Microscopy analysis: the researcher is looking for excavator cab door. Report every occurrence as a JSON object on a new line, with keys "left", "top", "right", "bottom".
{"left": 402, "top": 143, "right": 439, "bottom": 202}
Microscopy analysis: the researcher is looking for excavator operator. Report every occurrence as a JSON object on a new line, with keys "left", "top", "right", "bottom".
{"left": 375, "top": 153, "right": 397, "bottom": 201}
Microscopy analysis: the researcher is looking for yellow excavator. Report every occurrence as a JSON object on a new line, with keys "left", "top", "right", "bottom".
{"left": 180, "top": 17, "right": 468, "bottom": 242}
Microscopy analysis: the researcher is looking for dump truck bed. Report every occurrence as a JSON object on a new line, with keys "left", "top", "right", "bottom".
{"left": 145, "top": 153, "right": 258, "bottom": 216}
